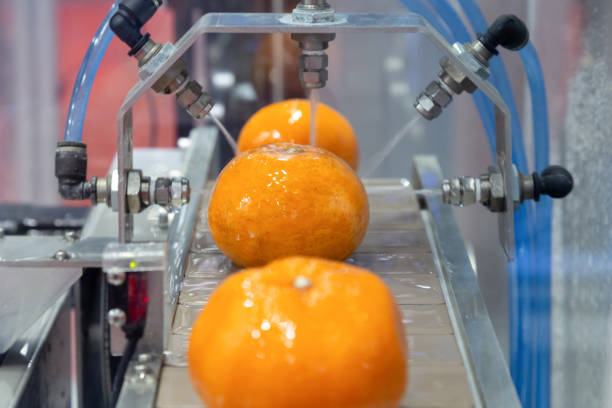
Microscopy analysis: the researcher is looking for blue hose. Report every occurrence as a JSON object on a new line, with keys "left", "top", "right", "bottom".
{"left": 64, "top": 1, "right": 119, "bottom": 142}
{"left": 519, "top": 42, "right": 552, "bottom": 408}
{"left": 450, "top": 1, "right": 552, "bottom": 406}
{"left": 398, "top": 0, "right": 548, "bottom": 405}
{"left": 398, "top": 0, "right": 496, "bottom": 154}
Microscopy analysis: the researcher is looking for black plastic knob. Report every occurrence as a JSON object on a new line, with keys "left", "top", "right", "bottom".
{"left": 110, "top": 0, "right": 162, "bottom": 54}
{"left": 479, "top": 14, "right": 529, "bottom": 54}
{"left": 533, "top": 165, "right": 574, "bottom": 201}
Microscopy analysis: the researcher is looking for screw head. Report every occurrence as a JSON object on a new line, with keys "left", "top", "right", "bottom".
{"left": 107, "top": 271, "right": 126, "bottom": 286}
{"left": 107, "top": 308, "right": 126, "bottom": 328}
{"left": 63, "top": 230, "right": 78, "bottom": 242}
{"left": 53, "top": 250, "right": 70, "bottom": 261}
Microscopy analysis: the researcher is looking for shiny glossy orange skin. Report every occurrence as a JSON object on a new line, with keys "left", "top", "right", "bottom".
{"left": 238, "top": 99, "right": 360, "bottom": 170}
{"left": 188, "top": 256, "right": 408, "bottom": 408}
{"left": 207, "top": 143, "right": 369, "bottom": 267}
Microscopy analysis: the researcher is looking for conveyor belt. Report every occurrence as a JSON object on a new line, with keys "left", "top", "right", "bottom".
{"left": 158, "top": 179, "right": 476, "bottom": 408}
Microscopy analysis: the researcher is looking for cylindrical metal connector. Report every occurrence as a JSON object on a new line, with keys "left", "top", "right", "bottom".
{"left": 154, "top": 177, "right": 190, "bottom": 208}
{"left": 441, "top": 176, "right": 480, "bottom": 208}
{"left": 291, "top": 33, "right": 335, "bottom": 89}
{"left": 176, "top": 81, "right": 215, "bottom": 119}
{"left": 414, "top": 81, "right": 453, "bottom": 121}
{"left": 414, "top": 40, "right": 493, "bottom": 121}
{"left": 297, "top": 0, "right": 330, "bottom": 9}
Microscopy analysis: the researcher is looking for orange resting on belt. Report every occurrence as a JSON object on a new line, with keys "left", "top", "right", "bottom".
{"left": 207, "top": 143, "right": 369, "bottom": 267}
{"left": 237, "top": 99, "right": 360, "bottom": 170}
{"left": 188, "top": 256, "right": 408, "bottom": 408}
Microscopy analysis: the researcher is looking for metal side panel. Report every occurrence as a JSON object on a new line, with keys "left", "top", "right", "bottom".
{"left": 155, "top": 170, "right": 516, "bottom": 408}
{"left": 412, "top": 155, "right": 520, "bottom": 408}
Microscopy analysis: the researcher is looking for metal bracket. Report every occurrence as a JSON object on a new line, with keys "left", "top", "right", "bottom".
{"left": 116, "top": 12, "right": 514, "bottom": 258}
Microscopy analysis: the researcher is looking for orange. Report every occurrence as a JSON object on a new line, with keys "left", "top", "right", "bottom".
{"left": 188, "top": 256, "right": 408, "bottom": 408}
{"left": 238, "top": 99, "right": 360, "bottom": 170}
{"left": 207, "top": 143, "right": 369, "bottom": 267}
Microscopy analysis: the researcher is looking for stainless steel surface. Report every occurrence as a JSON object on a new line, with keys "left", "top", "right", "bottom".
{"left": 158, "top": 171, "right": 516, "bottom": 407}
{"left": 104, "top": 129, "right": 217, "bottom": 407}
{"left": 0, "top": 294, "right": 67, "bottom": 408}
{"left": 116, "top": 356, "right": 163, "bottom": 408}
{"left": 115, "top": 12, "right": 515, "bottom": 259}
{"left": 413, "top": 155, "right": 520, "bottom": 408}
{"left": 103, "top": 242, "right": 167, "bottom": 408}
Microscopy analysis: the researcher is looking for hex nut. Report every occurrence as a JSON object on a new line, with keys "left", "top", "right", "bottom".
{"left": 170, "top": 177, "right": 190, "bottom": 207}
{"left": 176, "top": 81, "right": 202, "bottom": 109}
{"left": 154, "top": 178, "right": 172, "bottom": 207}
{"left": 152, "top": 58, "right": 189, "bottom": 95}
{"left": 187, "top": 93, "right": 214, "bottom": 119}
{"left": 487, "top": 172, "right": 506, "bottom": 212}
{"left": 291, "top": 7, "right": 335, "bottom": 23}
{"left": 110, "top": 170, "right": 120, "bottom": 212}
{"left": 170, "top": 178, "right": 183, "bottom": 207}
{"left": 425, "top": 81, "right": 452, "bottom": 108}
{"left": 127, "top": 170, "right": 143, "bottom": 214}
{"left": 439, "top": 56, "right": 478, "bottom": 94}
{"left": 300, "top": 70, "right": 328, "bottom": 88}
{"left": 299, "top": 54, "right": 328, "bottom": 70}
{"left": 414, "top": 93, "right": 442, "bottom": 120}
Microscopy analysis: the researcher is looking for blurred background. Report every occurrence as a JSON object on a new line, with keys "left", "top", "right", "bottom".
{"left": 0, "top": 0, "right": 610, "bottom": 406}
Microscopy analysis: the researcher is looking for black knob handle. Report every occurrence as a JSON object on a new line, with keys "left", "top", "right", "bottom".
{"left": 110, "top": 0, "right": 163, "bottom": 54}
{"left": 479, "top": 14, "right": 529, "bottom": 54}
{"left": 533, "top": 165, "right": 574, "bottom": 201}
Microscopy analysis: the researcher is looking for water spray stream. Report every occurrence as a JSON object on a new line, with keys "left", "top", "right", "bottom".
{"left": 210, "top": 114, "right": 238, "bottom": 155}
{"left": 362, "top": 115, "right": 422, "bottom": 178}
{"left": 309, "top": 89, "right": 319, "bottom": 146}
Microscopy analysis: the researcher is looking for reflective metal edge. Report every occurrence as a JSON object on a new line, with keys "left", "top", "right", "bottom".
{"left": 413, "top": 155, "right": 520, "bottom": 408}
{"left": 115, "top": 128, "right": 218, "bottom": 408}
{"left": 0, "top": 294, "right": 67, "bottom": 408}
{"left": 166, "top": 127, "right": 218, "bottom": 349}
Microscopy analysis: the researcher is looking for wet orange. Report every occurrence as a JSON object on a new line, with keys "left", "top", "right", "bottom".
{"left": 207, "top": 143, "right": 369, "bottom": 267}
{"left": 238, "top": 99, "right": 360, "bottom": 170}
{"left": 188, "top": 256, "right": 408, "bottom": 408}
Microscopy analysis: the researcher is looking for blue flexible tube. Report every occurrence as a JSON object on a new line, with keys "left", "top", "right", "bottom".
{"left": 519, "top": 41, "right": 552, "bottom": 408}
{"left": 64, "top": 1, "right": 119, "bottom": 142}
{"left": 453, "top": 1, "right": 551, "bottom": 407}
{"left": 398, "top": 0, "right": 496, "bottom": 153}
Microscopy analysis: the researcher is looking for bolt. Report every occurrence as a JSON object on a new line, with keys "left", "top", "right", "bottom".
{"left": 53, "top": 250, "right": 70, "bottom": 261}
{"left": 107, "top": 270, "right": 126, "bottom": 286}
{"left": 63, "top": 230, "right": 78, "bottom": 242}
{"left": 107, "top": 308, "right": 126, "bottom": 328}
